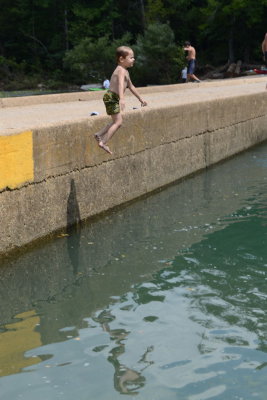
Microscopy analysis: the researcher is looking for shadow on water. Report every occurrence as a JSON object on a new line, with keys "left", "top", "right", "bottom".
{"left": 0, "top": 142, "right": 266, "bottom": 398}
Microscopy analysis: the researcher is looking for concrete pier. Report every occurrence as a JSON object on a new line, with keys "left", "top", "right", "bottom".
{"left": 0, "top": 77, "right": 267, "bottom": 255}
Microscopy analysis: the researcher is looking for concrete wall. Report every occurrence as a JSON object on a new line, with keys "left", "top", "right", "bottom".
{"left": 1, "top": 88, "right": 267, "bottom": 255}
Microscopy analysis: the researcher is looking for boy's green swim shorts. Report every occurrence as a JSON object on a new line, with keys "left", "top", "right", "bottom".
{"left": 103, "top": 90, "right": 120, "bottom": 115}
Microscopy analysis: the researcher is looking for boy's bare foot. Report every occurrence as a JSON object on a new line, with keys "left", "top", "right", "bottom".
{"left": 94, "top": 134, "right": 112, "bottom": 154}
{"left": 99, "top": 141, "right": 112, "bottom": 154}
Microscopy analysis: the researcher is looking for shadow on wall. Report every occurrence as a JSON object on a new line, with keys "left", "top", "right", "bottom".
{"left": 67, "top": 179, "right": 81, "bottom": 276}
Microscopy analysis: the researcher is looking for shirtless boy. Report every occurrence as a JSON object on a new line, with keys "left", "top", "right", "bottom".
{"left": 262, "top": 33, "right": 267, "bottom": 65}
{"left": 94, "top": 46, "right": 147, "bottom": 154}
{"left": 183, "top": 41, "right": 201, "bottom": 83}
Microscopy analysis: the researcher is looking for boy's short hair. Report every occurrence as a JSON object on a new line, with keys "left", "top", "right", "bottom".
{"left": 184, "top": 41, "right": 191, "bottom": 47}
{"left": 116, "top": 46, "right": 132, "bottom": 63}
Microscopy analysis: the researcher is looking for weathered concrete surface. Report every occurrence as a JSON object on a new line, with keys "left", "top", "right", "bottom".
{"left": 0, "top": 77, "right": 267, "bottom": 255}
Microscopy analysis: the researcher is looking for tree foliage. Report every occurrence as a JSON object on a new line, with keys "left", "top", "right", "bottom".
{"left": 133, "top": 23, "right": 184, "bottom": 85}
{"left": 0, "top": 0, "right": 267, "bottom": 88}
{"left": 199, "top": 0, "right": 267, "bottom": 62}
{"left": 63, "top": 33, "right": 132, "bottom": 84}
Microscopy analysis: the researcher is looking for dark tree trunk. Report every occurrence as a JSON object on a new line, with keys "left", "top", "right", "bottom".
{"left": 64, "top": 8, "right": 69, "bottom": 51}
{"left": 243, "top": 45, "right": 250, "bottom": 63}
{"left": 228, "top": 30, "right": 235, "bottom": 63}
{"left": 139, "top": 0, "right": 146, "bottom": 31}
{"left": 228, "top": 17, "right": 236, "bottom": 63}
{"left": 234, "top": 60, "right": 242, "bottom": 76}
{"left": 225, "top": 62, "right": 236, "bottom": 77}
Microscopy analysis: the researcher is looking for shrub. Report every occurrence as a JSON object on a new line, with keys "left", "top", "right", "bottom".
{"left": 132, "top": 23, "right": 184, "bottom": 85}
{"left": 63, "top": 33, "right": 132, "bottom": 84}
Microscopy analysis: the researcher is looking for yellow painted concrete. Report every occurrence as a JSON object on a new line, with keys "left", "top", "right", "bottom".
{"left": 0, "top": 131, "right": 34, "bottom": 190}
{"left": 0, "top": 310, "right": 41, "bottom": 377}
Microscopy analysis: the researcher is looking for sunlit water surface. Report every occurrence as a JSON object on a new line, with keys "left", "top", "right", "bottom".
{"left": 0, "top": 142, "right": 267, "bottom": 400}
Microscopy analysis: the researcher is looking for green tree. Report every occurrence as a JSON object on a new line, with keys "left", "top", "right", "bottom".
{"left": 1, "top": 0, "right": 267, "bottom": 89}
{"left": 63, "top": 33, "right": 132, "bottom": 84}
{"left": 133, "top": 23, "right": 184, "bottom": 85}
{"left": 146, "top": 0, "right": 167, "bottom": 23}
{"left": 199, "top": 0, "right": 267, "bottom": 63}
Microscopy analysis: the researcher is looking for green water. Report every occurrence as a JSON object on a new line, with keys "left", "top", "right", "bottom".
{"left": 0, "top": 142, "right": 267, "bottom": 400}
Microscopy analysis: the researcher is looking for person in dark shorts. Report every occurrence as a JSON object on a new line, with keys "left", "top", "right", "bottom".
{"left": 93, "top": 46, "right": 147, "bottom": 154}
{"left": 184, "top": 41, "right": 201, "bottom": 83}
{"left": 262, "top": 33, "right": 267, "bottom": 66}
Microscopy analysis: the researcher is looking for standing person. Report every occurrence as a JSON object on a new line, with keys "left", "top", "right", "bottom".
{"left": 262, "top": 33, "right": 267, "bottom": 66}
{"left": 102, "top": 78, "right": 110, "bottom": 89}
{"left": 183, "top": 41, "right": 201, "bottom": 83}
{"left": 181, "top": 66, "right": 187, "bottom": 83}
{"left": 94, "top": 46, "right": 147, "bottom": 154}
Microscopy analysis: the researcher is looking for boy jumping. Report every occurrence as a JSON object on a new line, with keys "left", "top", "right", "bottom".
{"left": 94, "top": 46, "right": 147, "bottom": 154}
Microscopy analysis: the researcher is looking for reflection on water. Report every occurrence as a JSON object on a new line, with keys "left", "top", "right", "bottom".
{"left": 0, "top": 142, "right": 267, "bottom": 399}
{"left": 0, "top": 311, "right": 41, "bottom": 377}
{"left": 95, "top": 309, "right": 152, "bottom": 395}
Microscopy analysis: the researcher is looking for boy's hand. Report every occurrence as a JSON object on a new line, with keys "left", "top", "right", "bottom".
{"left": 140, "top": 100, "right": 147, "bottom": 107}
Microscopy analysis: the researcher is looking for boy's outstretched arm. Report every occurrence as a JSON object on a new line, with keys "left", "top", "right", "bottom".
{"left": 128, "top": 79, "right": 147, "bottom": 107}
